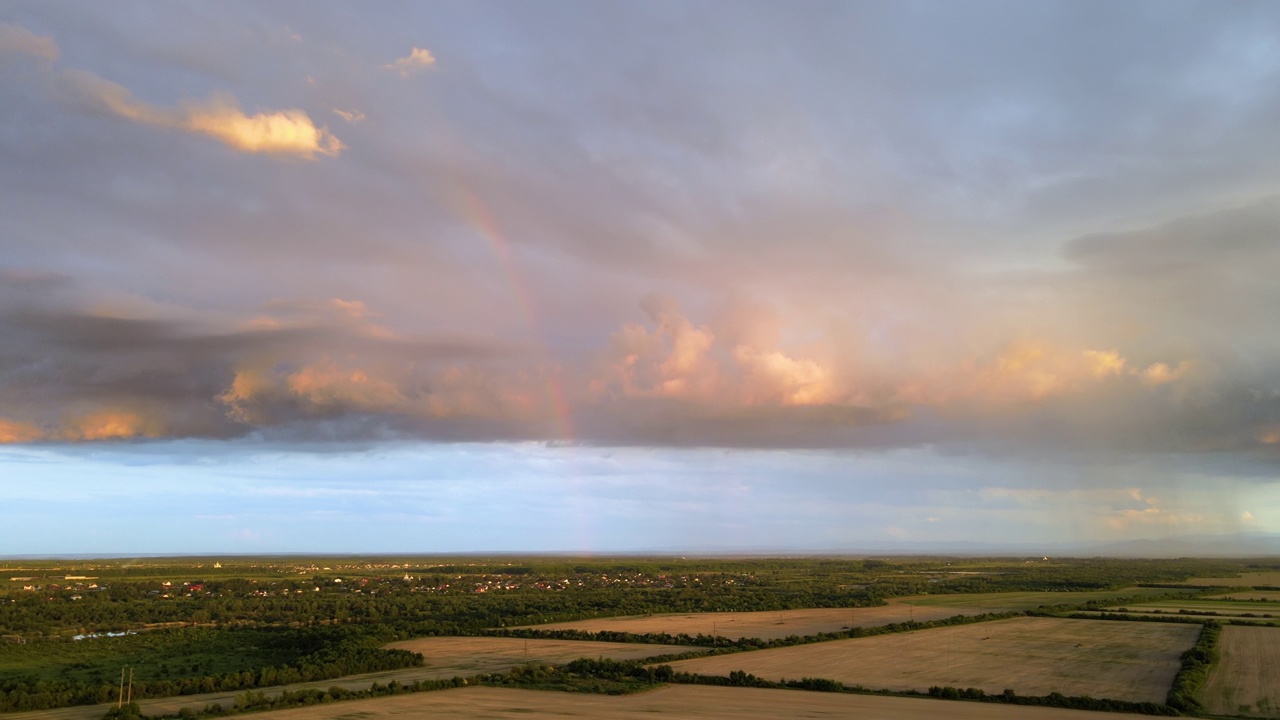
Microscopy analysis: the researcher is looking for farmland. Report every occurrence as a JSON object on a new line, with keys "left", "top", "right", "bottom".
{"left": 383, "top": 636, "right": 700, "bottom": 675}
{"left": 1199, "top": 625, "right": 1280, "bottom": 718}
{"left": 0, "top": 638, "right": 700, "bottom": 720}
{"left": 665, "top": 616, "right": 1197, "bottom": 702}
{"left": 1094, "top": 598, "right": 1280, "bottom": 623}
{"left": 71, "top": 684, "right": 1174, "bottom": 720}
{"left": 1181, "top": 572, "right": 1280, "bottom": 587}
{"left": 1, "top": 555, "right": 1274, "bottom": 717}
{"left": 892, "top": 587, "right": 1195, "bottom": 612}
{"left": 514, "top": 603, "right": 982, "bottom": 640}
{"left": 1206, "top": 591, "right": 1280, "bottom": 601}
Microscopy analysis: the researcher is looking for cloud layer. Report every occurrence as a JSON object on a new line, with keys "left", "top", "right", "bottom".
{"left": 1, "top": 4, "right": 1279, "bottom": 470}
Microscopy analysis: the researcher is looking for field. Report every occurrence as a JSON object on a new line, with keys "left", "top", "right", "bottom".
{"left": 1098, "top": 598, "right": 1280, "bottom": 622}
{"left": 665, "top": 616, "right": 1197, "bottom": 702}
{"left": 17, "top": 684, "right": 1169, "bottom": 720}
{"left": 382, "top": 636, "right": 698, "bottom": 675}
{"left": 2, "top": 556, "right": 1271, "bottom": 718}
{"left": 1199, "top": 625, "right": 1280, "bottom": 718}
{"left": 518, "top": 589, "right": 1197, "bottom": 640}
{"left": 1206, "top": 591, "right": 1280, "bottom": 601}
{"left": 1182, "top": 572, "right": 1280, "bottom": 587}
{"left": 893, "top": 587, "right": 1193, "bottom": 612}
{"left": 0, "top": 638, "right": 701, "bottom": 720}
{"left": 516, "top": 604, "right": 984, "bottom": 640}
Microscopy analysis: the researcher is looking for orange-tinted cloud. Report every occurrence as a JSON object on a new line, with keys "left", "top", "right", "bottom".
{"left": 59, "top": 67, "right": 342, "bottom": 158}
{"left": 385, "top": 47, "right": 436, "bottom": 77}
{"left": 182, "top": 95, "right": 344, "bottom": 157}
{"left": 0, "top": 22, "right": 58, "bottom": 60}
{"left": 218, "top": 360, "right": 404, "bottom": 421}
{"left": 330, "top": 297, "right": 371, "bottom": 318}
{"left": 218, "top": 369, "right": 273, "bottom": 423}
{"left": 597, "top": 299, "right": 721, "bottom": 400}
{"left": 898, "top": 343, "right": 1195, "bottom": 409}
{"left": 61, "top": 410, "right": 163, "bottom": 441}
{"left": 0, "top": 418, "right": 43, "bottom": 443}
{"left": 1140, "top": 360, "right": 1193, "bottom": 386}
{"left": 1082, "top": 349, "right": 1126, "bottom": 377}
{"left": 732, "top": 346, "right": 838, "bottom": 406}
{"left": 333, "top": 108, "right": 366, "bottom": 124}
{"left": 596, "top": 299, "right": 842, "bottom": 407}
{"left": 285, "top": 360, "right": 405, "bottom": 409}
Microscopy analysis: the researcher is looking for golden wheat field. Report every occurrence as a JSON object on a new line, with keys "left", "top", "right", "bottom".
{"left": 665, "top": 616, "right": 1197, "bottom": 703}
{"left": 516, "top": 603, "right": 982, "bottom": 640}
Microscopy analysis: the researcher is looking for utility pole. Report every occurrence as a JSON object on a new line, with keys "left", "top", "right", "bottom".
{"left": 127, "top": 667, "right": 134, "bottom": 704}
{"left": 118, "top": 667, "right": 125, "bottom": 708}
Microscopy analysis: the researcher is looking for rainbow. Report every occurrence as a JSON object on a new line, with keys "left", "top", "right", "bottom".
{"left": 450, "top": 184, "right": 577, "bottom": 443}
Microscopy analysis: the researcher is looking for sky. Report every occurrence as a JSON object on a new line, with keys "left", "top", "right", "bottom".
{"left": 2, "top": 1, "right": 1279, "bottom": 555}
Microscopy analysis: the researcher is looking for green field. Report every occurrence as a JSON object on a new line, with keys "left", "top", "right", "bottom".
{"left": 1106, "top": 599, "right": 1280, "bottom": 618}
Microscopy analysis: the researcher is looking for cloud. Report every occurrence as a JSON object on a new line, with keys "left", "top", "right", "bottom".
{"left": 61, "top": 410, "right": 164, "bottom": 441}
{"left": 64, "top": 72, "right": 344, "bottom": 158}
{"left": 733, "top": 346, "right": 838, "bottom": 406}
{"left": 286, "top": 360, "right": 406, "bottom": 409}
{"left": 5, "top": 22, "right": 342, "bottom": 158}
{"left": 5, "top": 7, "right": 1280, "bottom": 463}
{"left": 218, "top": 360, "right": 407, "bottom": 421}
{"left": 332, "top": 108, "right": 366, "bottom": 124}
{"left": 1140, "top": 361, "right": 1194, "bottom": 386}
{"left": 1083, "top": 349, "right": 1126, "bottom": 378}
{"left": 181, "top": 96, "right": 344, "bottom": 157}
{"left": 593, "top": 297, "right": 844, "bottom": 408}
{"left": 0, "top": 22, "right": 58, "bottom": 60}
{"left": 385, "top": 47, "right": 436, "bottom": 77}
{"left": 0, "top": 418, "right": 43, "bottom": 443}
